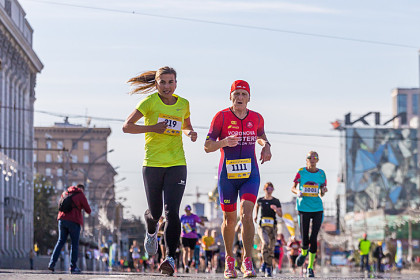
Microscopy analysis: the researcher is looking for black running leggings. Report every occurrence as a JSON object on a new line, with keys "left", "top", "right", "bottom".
{"left": 298, "top": 211, "right": 323, "bottom": 254}
{"left": 143, "top": 166, "right": 186, "bottom": 258}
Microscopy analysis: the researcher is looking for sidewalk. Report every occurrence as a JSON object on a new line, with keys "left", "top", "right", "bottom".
{"left": 0, "top": 256, "right": 49, "bottom": 270}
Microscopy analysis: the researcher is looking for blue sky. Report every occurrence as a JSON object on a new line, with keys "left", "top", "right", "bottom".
{"left": 20, "top": 0, "right": 420, "bottom": 218}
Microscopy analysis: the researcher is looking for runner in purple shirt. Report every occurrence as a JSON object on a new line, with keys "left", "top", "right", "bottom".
{"left": 180, "top": 205, "right": 204, "bottom": 273}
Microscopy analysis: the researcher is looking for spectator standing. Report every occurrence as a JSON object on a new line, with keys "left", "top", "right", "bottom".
{"left": 359, "top": 233, "right": 371, "bottom": 272}
{"left": 29, "top": 249, "right": 34, "bottom": 270}
{"left": 48, "top": 184, "right": 91, "bottom": 274}
{"left": 373, "top": 241, "right": 384, "bottom": 272}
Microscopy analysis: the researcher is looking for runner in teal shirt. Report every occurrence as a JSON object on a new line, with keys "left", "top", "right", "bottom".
{"left": 291, "top": 151, "right": 327, "bottom": 278}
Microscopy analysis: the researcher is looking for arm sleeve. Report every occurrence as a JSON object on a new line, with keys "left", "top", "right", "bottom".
{"left": 276, "top": 199, "right": 281, "bottom": 208}
{"left": 320, "top": 169, "right": 327, "bottom": 187}
{"left": 257, "top": 113, "right": 265, "bottom": 137}
{"left": 184, "top": 100, "right": 191, "bottom": 119}
{"left": 81, "top": 194, "right": 92, "bottom": 214}
{"left": 195, "top": 215, "right": 202, "bottom": 223}
{"left": 135, "top": 97, "right": 150, "bottom": 117}
{"left": 293, "top": 172, "right": 301, "bottom": 184}
{"left": 206, "top": 111, "right": 223, "bottom": 141}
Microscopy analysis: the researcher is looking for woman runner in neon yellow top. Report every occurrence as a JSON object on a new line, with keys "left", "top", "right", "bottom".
{"left": 123, "top": 66, "right": 197, "bottom": 276}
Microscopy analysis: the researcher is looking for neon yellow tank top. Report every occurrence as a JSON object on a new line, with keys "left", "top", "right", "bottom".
{"left": 136, "top": 92, "right": 190, "bottom": 167}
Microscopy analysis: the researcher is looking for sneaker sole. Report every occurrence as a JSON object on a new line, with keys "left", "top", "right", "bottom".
{"left": 159, "top": 262, "right": 174, "bottom": 276}
{"left": 224, "top": 271, "right": 238, "bottom": 279}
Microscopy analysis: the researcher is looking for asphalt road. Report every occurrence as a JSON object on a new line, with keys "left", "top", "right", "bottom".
{"left": 1, "top": 269, "right": 420, "bottom": 280}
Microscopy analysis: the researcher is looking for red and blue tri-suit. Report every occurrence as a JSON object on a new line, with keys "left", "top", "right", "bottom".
{"left": 206, "top": 108, "right": 265, "bottom": 212}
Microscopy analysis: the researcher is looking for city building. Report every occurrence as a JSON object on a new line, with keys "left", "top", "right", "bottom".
{"left": 391, "top": 88, "right": 420, "bottom": 128}
{"left": 34, "top": 121, "right": 120, "bottom": 250}
{"left": 335, "top": 107, "right": 420, "bottom": 260}
{"left": 0, "top": 0, "right": 43, "bottom": 262}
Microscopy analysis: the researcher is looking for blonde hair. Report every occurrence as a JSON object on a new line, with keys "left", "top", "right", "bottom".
{"left": 127, "top": 66, "right": 177, "bottom": 95}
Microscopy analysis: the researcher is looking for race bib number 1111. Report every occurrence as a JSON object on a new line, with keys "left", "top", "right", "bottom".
{"left": 226, "top": 158, "right": 251, "bottom": 179}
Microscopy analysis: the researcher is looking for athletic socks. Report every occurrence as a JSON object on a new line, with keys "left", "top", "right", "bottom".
{"left": 308, "top": 252, "right": 316, "bottom": 269}
{"left": 301, "top": 249, "right": 308, "bottom": 256}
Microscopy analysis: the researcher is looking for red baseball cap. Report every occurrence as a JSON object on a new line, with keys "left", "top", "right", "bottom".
{"left": 230, "top": 80, "right": 250, "bottom": 95}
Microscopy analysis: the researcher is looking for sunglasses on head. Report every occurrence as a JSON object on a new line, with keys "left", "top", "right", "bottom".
{"left": 307, "top": 155, "right": 318, "bottom": 160}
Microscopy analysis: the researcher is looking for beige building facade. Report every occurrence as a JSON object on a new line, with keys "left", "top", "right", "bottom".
{"left": 34, "top": 121, "right": 120, "bottom": 246}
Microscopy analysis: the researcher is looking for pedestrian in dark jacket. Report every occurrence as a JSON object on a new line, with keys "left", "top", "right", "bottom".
{"left": 48, "top": 184, "right": 91, "bottom": 274}
{"left": 373, "top": 241, "right": 384, "bottom": 272}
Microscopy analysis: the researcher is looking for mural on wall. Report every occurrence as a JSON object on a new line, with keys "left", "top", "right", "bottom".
{"left": 345, "top": 128, "right": 419, "bottom": 214}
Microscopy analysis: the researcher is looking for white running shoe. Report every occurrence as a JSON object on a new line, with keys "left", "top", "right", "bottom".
{"left": 144, "top": 229, "right": 158, "bottom": 256}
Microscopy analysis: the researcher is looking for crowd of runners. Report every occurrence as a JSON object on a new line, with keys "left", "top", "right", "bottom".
{"left": 121, "top": 66, "right": 328, "bottom": 278}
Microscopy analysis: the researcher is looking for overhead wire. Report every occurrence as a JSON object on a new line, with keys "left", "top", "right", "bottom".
{"left": 23, "top": 0, "right": 419, "bottom": 49}
{"left": 0, "top": 105, "right": 415, "bottom": 142}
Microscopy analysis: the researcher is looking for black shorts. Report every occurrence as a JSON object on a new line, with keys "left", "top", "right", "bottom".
{"left": 290, "top": 255, "right": 298, "bottom": 268}
{"left": 182, "top": 237, "right": 197, "bottom": 250}
{"left": 274, "top": 251, "right": 279, "bottom": 259}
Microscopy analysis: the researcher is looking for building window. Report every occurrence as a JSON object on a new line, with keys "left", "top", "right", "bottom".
{"left": 46, "top": 141, "right": 52, "bottom": 149}
{"left": 33, "top": 153, "right": 37, "bottom": 162}
{"left": 46, "top": 154, "right": 52, "bottom": 163}
{"left": 57, "top": 141, "right": 63, "bottom": 150}
{"left": 412, "top": 94, "right": 418, "bottom": 115}
{"left": 57, "top": 180, "right": 63, "bottom": 190}
{"left": 72, "top": 155, "right": 78, "bottom": 163}
{"left": 57, "top": 154, "right": 63, "bottom": 163}
{"left": 57, "top": 168, "right": 63, "bottom": 176}
{"left": 397, "top": 94, "right": 407, "bottom": 114}
{"left": 33, "top": 140, "right": 37, "bottom": 148}
{"left": 83, "top": 155, "right": 89, "bottom": 163}
{"left": 46, "top": 168, "right": 51, "bottom": 176}
{"left": 83, "top": 141, "right": 89, "bottom": 150}
{"left": 72, "top": 140, "right": 78, "bottom": 149}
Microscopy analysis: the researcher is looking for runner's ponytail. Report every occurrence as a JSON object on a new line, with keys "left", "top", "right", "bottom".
{"left": 128, "top": 66, "right": 177, "bottom": 95}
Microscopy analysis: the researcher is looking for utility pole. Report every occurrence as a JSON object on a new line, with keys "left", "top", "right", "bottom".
{"left": 415, "top": 49, "right": 420, "bottom": 268}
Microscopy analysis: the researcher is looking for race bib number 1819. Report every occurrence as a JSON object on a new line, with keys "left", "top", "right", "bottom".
{"left": 158, "top": 113, "right": 182, "bottom": 135}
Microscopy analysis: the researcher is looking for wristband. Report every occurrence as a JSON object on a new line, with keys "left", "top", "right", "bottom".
{"left": 265, "top": 141, "right": 271, "bottom": 147}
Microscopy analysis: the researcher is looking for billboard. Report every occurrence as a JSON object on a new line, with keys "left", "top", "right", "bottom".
{"left": 345, "top": 128, "right": 419, "bottom": 213}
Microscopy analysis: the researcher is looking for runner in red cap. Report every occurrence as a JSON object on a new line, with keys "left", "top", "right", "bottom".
{"left": 205, "top": 80, "right": 271, "bottom": 278}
